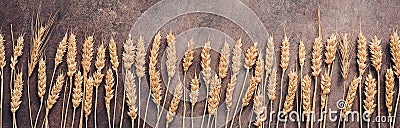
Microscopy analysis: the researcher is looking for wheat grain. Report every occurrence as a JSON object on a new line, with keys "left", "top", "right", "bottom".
{"left": 265, "top": 36, "right": 274, "bottom": 79}
{"left": 54, "top": 33, "right": 68, "bottom": 68}
{"left": 11, "top": 72, "right": 23, "bottom": 113}
{"left": 166, "top": 32, "right": 177, "bottom": 79}
{"left": 245, "top": 43, "right": 258, "bottom": 69}
{"left": 280, "top": 35, "right": 290, "bottom": 70}
{"left": 105, "top": 69, "right": 114, "bottom": 128}
{"left": 370, "top": 36, "right": 382, "bottom": 71}
{"left": 253, "top": 88, "right": 266, "bottom": 127}
{"left": 0, "top": 33, "right": 5, "bottom": 69}
{"left": 268, "top": 68, "right": 277, "bottom": 101}
{"left": 283, "top": 70, "right": 298, "bottom": 115}
{"left": 67, "top": 33, "right": 77, "bottom": 77}
{"left": 325, "top": 34, "right": 337, "bottom": 66}
{"left": 183, "top": 39, "right": 194, "bottom": 73}
{"left": 38, "top": 58, "right": 46, "bottom": 99}
{"left": 390, "top": 31, "right": 400, "bottom": 76}
{"left": 242, "top": 76, "right": 258, "bottom": 107}
{"left": 166, "top": 82, "right": 183, "bottom": 126}
{"left": 73, "top": 71, "right": 83, "bottom": 108}
{"left": 340, "top": 33, "right": 351, "bottom": 81}
{"left": 46, "top": 73, "right": 64, "bottom": 111}
{"left": 208, "top": 75, "right": 221, "bottom": 115}
{"left": 311, "top": 37, "right": 323, "bottom": 77}
{"left": 232, "top": 38, "right": 243, "bottom": 76}
{"left": 95, "top": 44, "right": 106, "bottom": 73}
{"left": 109, "top": 37, "right": 119, "bottom": 72}
{"left": 123, "top": 34, "right": 135, "bottom": 69}
{"left": 135, "top": 35, "right": 146, "bottom": 78}
{"left": 190, "top": 73, "right": 200, "bottom": 108}
{"left": 84, "top": 77, "right": 94, "bottom": 118}
{"left": 385, "top": 68, "right": 395, "bottom": 114}
{"left": 320, "top": 71, "right": 331, "bottom": 108}
{"left": 149, "top": 32, "right": 162, "bottom": 106}
{"left": 201, "top": 41, "right": 212, "bottom": 86}
{"left": 255, "top": 54, "right": 264, "bottom": 83}
{"left": 219, "top": 40, "right": 230, "bottom": 79}
{"left": 363, "top": 74, "right": 377, "bottom": 119}
{"left": 299, "top": 40, "right": 306, "bottom": 67}
{"left": 82, "top": 36, "right": 94, "bottom": 74}
{"left": 10, "top": 35, "right": 24, "bottom": 70}
{"left": 125, "top": 70, "right": 137, "bottom": 122}
{"left": 302, "top": 75, "right": 311, "bottom": 117}
{"left": 342, "top": 76, "right": 361, "bottom": 119}
{"left": 357, "top": 31, "right": 368, "bottom": 76}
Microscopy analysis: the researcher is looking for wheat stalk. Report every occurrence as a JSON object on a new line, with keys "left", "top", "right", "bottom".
{"left": 390, "top": 30, "right": 400, "bottom": 128}
{"left": 277, "top": 34, "right": 290, "bottom": 128}
{"left": 105, "top": 69, "right": 115, "bottom": 128}
{"left": 0, "top": 33, "right": 5, "bottom": 128}
{"left": 11, "top": 71, "right": 23, "bottom": 128}
{"left": 297, "top": 40, "right": 305, "bottom": 128}
{"left": 311, "top": 36, "right": 323, "bottom": 128}
{"left": 357, "top": 31, "right": 367, "bottom": 128}
{"left": 364, "top": 74, "right": 377, "bottom": 128}
{"left": 166, "top": 82, "right": 183, "bottom": 127}
{"left": 79, "top": 35, "right": 94, "bottom": 128}
{"left": 368, "top": 35, "right": 382, "bottom": 128}
{"left": 144, "top": 32, "right": 162, "bottom": 128}
{"left": 342, "top": 77, "right": 361, "bottom": 127}
{"left": 283, "top": 70, "right": 298, "bottom": 128}
{"left": 301, "top": 75, "right": 311, "bottom": 128}
{"left": 219, "top": 40, "right": 230, "bottom": 79}
{"left": 84, "top": 77, "right": 94, "bottom": 127}
{"left": 93, "top": 44, "right": 106, "bottom": 128}
{"left": 125, "top": 70, "right": 137, "bottom": 128}
{"left": 64, "top": 33, "right": 77, "bottom": 128}
{"left": 34, "top": 58, "right": 46, "bottom": 128}
{"left": 44, "top": 73, "right": 64, "bottom": 128}
{"left": 226, "top": 38, "right": 242, "bottom": 127}
{"left": 71, "top": 71, "right": 83, "bottom": 128}
{"left": 206, "top": 75, "right": 221, "bottom": 128}
{"left": 200, "top": 40, "right": 212, "bottom": 128}
{"left": 156, "top": 32, "right": 178, "bottom": 127}
{"left": 134, "top": 35, "right": 146, "bottom": 127}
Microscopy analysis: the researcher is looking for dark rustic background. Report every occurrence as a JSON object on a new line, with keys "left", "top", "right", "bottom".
{"left": 0, "top": 0, "right": 400, "bottom": 127}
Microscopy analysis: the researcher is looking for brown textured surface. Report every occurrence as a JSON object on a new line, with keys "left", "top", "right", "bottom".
{"left": 0, "top": 0, "right": 400, "bottom": 128}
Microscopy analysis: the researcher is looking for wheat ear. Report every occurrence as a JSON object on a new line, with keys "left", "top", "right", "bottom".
{"left": 253, "top": 87, "right": 266, "bottom": 128}
{"left": 246, "top": 53, "right": 264, "bottom": 128}
{"left": 10, "top": 35, "right": 24, "bottom": 93}
{"left": 44, "top": 73, "right": 65, "bottom": 128}
{"left": 357, "top": 31, "right": 367, "bottom": 128}
{"left": 28, "top": 13, "right": 56, "bottom": 127}
{"left": 64, "top": 33, "right": 77, "bottom": 128}
{"left": 108, "top": 37, "right": 120, "bottom": 128}
{"left": 53, "top": 33, "right": 68, "bottom": 128}
{"left": 84, "top": 77, "right": 94, "bottom": 127}
{"left": 93, "top": 44, "right": 106, "bottom": 128}
{"left": 105, "top": 69, "right": 115, "bottom": 128}
{"left": 125, "top": 70, "right": 137, "bottom": 128}
{"left": 11, "top": 72, "right": 23, "bottom": 128}
{"left": 71, "top": 71, "right": 83, "bottom": 128}
{"left": 283, "top": 70, "right": 298, "bottom": 128}
{"left": 190, "top": 73, "right": 200, "bottom": 127}
{"left": 79, "top": 36, "right": 94, "bottom": 128}
{"left": 369, "top": 35, "right": 382, "bottom": 128}
{"left": 200, "top": 40, "right": 212, "bottom": 128}
{"left": 364, "top": 74, "right": 377, "bottom": 128}
{"left": 144, "top": 32, "right": 162, "bottom": 128}
{"left": 219, "top": 40, "right": 230, "bottom": 79}
{"left": 166, "top": 83, "right": 183, "bottom": 127}
{"left": 156, "top": 32, "right": 177, "bottom": 127}
{"left": 340, "top": 33, "right": 351, "bottom": 97}
{"left": 390, "top": 31, "right": 400, "bottom": 128}
{"left": 207, "top": 75, "right": 221, "bottom": 128}
{"left": 342, "top": 77, "right": 361, "bottom": 128}
{"left": 320, "top": 70, "right": 332, "bottom": 128}
{"left": 226, "top": 38, "right": 242, "bottom": 127}
{"left": 301, "top": 75, "right": 311, "bottom": 128}
{"left": 264, "top": 36, "right": 274, "bottom": 93}
{"left": 276, "top": 34, "right": 290, "bottom": 128}
{"left": 183, "top": 38, "right": 195, "bottom": 128}
{"left": 135, "top": 35, "right": 146, "bottom": 127}
{"left": 268, "top": 68, "right": 277, "bottom": 128}
{"left": 34, "top": 58, "right": 46, "bottom": 128}
{"left": 231, "top": 41, "right": 258, "bottom": 128}
{"left": 385, "top": 68, "right": 395, "bottom": 117}
{"left": 325, "top": 34, "right": 337, "bottom": 74}
{"left": 122, "top": 34, "right": 136, "bottom": 128}
{"left": 0, "top": 33, "right": 5, "bottom": 128}
{"left": 311, "top": 36, "right": 323, "bottom": 128}
{"left": 297, "top": 40, "right": 305, "bottom": 128}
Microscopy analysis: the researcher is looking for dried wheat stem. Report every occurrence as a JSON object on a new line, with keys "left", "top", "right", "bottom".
{"left": 276, "top": 34, "right": 290, "bottom": 128}
{"left": 79, "top": 35, "right": 94, "bottom": 128}
{"left": 311, "top": 36, "right": 323, "bottom": 128}
{"left": 34, "top": 58, "right": 46, "bottom": 128}
{"left": 63, "top": 32, "right": 77, "bottom": 128}
{"left": 135, "top": 35, "right": 146, "bottom": 127}
{"left": 125, "top": 70, "right": 137, "bottom": 127}
{"left": 166, "top": 82, "right": 183, "bottom": 127}
{"left": 230, "top": 41, "right": 258, "bottom": 128}
{"left": 94, "top": 44, "right": 106, "bottom": 128}
{"left": 71, "top": 71, "right": 83, "bottom": 128}
{"left": 369, "top": 35, "right": 382, "bottom": 128}
{"left": 105, "top": 69, "right": 115, "bottom": 128}
{"left": 357, "top": 31, "right": 367, "bottom": 128}
{"left": 44, "top": 73, "right": 65, "bottom": 128}
{"left": 390, "top": 30, "right": 400, "bottom": 128}
{"left": 364, "top": 74, "right": 377, "bottom": 128}
{"left": 342, "top": 77, "right": 361, "bottom": 128}
{"left": 297, "top": 40, "right": 305, "bottom": 128}
{"left": 200, "top": 40, "right": 212, "bottom": 128}
{"left": 225, "top": 38, "right": 242, "bottom": 127}
{"left": 11, "top": 72, "right": 23, "bottom": 128}
{"left": 0, "top": 33, "right": 5, "bottom": 128}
